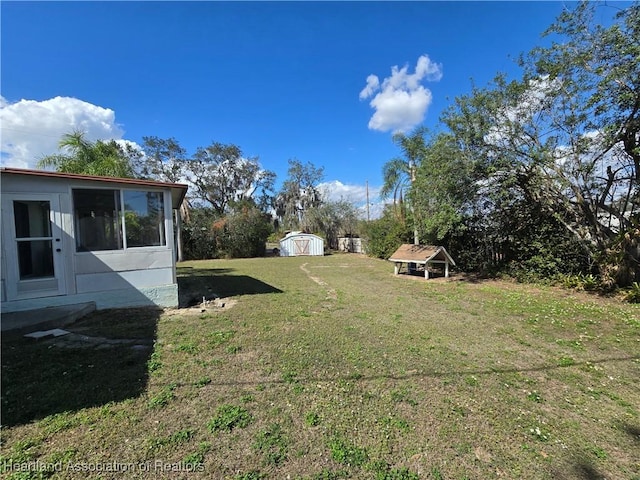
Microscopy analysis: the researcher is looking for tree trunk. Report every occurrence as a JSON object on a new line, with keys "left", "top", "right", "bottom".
{"left": 410, "top": 162, "right": 419, "bottom": 245}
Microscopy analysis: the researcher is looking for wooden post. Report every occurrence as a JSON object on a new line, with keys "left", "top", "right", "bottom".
{"left": 425, "top": 264, "right": 429, "bottom": 279}
{"left": 176, "top": 209, "right": 183, "bottom": 263}
{"left": 394, "top": 263, "right": 400, "bottom": 275}
{"left": 445, "top": 261, "right": 449, "bottom": 278}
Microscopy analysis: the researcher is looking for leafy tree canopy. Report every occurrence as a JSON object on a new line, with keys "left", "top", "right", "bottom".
{"left": 435, "top": 1, "right": 640, "bottom": 286}
{"left": 186, "top": 141, "right": 275, "bottom": 215}
{"left": 275, "top": 158, "right": 325, "bottom": 231}
{"left": 37, "top": 131, "right": 140, "bottom": 178}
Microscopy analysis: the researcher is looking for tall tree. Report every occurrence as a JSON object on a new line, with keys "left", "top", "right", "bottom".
{"left": 305, "top": 199, "right": 359, "bottom": 249}
{"left": 523, "top": 1, "right": 640, "bottom": 285}
{"left": 380, "top": 126, "right": 428, "bottom": 245}
{"left": 410, "top": 132, "right": 476, "bottom": 243}
{"left": 441, "top": 1, "right": 640, "bottom": 286}
{"left": 139, "top": 136, "right": 190, "bottom": 261}
{"left": 275, "top": 159, "right": 324, "bottom": 231}
{"left": 37, "top": 131, "right": 139, "bottom": 178}
{"left": 139, "top": 136, "right": 187, "bottom": 183}
{"left": 187, "top": 142, "right": 275, "bottom": 215}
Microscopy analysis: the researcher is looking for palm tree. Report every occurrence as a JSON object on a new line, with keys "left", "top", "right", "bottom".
{"left": 37, "top": 130, "right": 135, "bottom": 178}
{"left": 380, "top": 126, "right": 428, "bottom": 245}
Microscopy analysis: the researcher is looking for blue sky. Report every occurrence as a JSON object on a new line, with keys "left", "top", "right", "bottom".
{"left": 1, "top": 1, "right": 576, "bottom": 210}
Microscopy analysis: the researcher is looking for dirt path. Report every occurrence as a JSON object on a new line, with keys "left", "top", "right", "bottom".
{"left": 300, "top": 262, "right": 338, "bottom": 300}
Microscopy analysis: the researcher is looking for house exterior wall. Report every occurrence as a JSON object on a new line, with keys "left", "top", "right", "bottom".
{"left": 1, "top": 171, "right": 181, "bottom": 312}
{"left": 279, "top": 233, "right": 324, "bottom": 257}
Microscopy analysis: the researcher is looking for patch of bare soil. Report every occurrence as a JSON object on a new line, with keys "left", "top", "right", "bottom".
{"left": 41, "top": 332, "right": 153, "bottom": 350}
{"left": 165, "top": 297, "right": 238, "bottom": 316}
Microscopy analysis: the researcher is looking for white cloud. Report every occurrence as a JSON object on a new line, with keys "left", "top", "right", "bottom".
{"left": 0, "top": 96, "right": 125, "bottom": 169}
{"left": 319, "top": 180, "right": 371, "bottom": 204}
{"left": 367, "top": 87, "right": 432, "bottom": 133}
{"left": 318, "top": 180, "right": 386, "bottom": 220}
{"left": 360, "top": 55, "right": 443, "bottom": 134}
{"left": 359, "top": 75, "right": 380, "bottom": 100}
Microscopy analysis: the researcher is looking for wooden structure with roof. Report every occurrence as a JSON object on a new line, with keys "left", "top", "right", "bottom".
{"left": 388, "top": 244, "right": 456, "bottom": 279}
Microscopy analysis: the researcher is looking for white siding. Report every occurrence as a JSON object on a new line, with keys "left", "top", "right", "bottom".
{"left": 74, "top": 249, "right": 173, "bottom": 274}
{"left": 76, "top": 268, "right": 174, "bottom": 293}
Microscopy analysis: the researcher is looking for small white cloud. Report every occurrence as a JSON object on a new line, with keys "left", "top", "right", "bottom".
{"left": 414, "top": 54, "right": 444, "bottom": 82}
{"left": 360, "top": 55, "right": 442, "bottom": 134}
{"left": 359, "top": 75, "right": 380, "bottom": 100}
{"left": 0, "top": 96, "right": 125, "bottom": 169}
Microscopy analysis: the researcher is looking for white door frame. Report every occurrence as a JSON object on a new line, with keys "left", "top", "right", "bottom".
{"left": 2, "top": 193, "right": 67, "bottom": 300}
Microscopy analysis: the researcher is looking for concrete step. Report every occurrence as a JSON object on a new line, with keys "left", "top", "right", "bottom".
{"left": 1, "top": 302, "right": 96, "bottom": 336}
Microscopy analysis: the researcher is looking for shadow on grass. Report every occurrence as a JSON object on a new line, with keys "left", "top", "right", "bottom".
{"left": 552, "top": 458, "right": 606, "bottom": 480}
{"left": 574, "top": 461, "right": 604, "bottom": 480}
{"left": 622, "top": 422, "right": 640, "bottom": 442}
{"left": 177, "top": 268, "right": 283, "bottom": 307}
{"left": 1, "top": 308, "right": 160, "bottom": 428}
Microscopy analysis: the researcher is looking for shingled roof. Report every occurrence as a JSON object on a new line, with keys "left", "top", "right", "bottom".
{"left": 388, "top": 244, "right": 456, "bottom": 266}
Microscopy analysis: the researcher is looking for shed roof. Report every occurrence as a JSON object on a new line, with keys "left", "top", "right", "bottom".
{"left": 282, "top": 231, "right": 323, "bottom": 240}
{"left": 388, "top": 244, "right": 456, "bottom": 266}
{"left": 1, "top": 167, "right": 188, "bottom": 209}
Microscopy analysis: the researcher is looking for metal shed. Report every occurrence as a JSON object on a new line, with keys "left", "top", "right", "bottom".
{"left": 388, "top": 244, "right": 456, "bottom": 279}
{"left": 279, "top": 232, "right": 324, "bottom": 257}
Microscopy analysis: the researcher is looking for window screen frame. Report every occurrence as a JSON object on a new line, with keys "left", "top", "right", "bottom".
{"left": 72, "top": 187, "right": 168, "bottom": 253}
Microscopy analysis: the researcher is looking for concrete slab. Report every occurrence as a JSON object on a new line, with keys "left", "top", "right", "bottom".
{"left": 24, "top": 329, "right": 71, "bottom": 339}
{"left": 1, "top": 302, "right": 96, "bottom": 336}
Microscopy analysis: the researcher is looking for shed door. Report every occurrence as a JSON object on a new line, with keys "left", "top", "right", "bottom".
{"left": 2, "top": 194, "right": 67, "bottom": 300}
{"left": 293, "top": 238, "right": 310, "bottom": 255}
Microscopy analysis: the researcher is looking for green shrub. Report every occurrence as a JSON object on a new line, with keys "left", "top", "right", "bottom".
{"left": 560, "top": 274, "right": 583, "bottom": 289}
{"left": 223, "top": 205, "right": 273, "bottom": 258}
{"left": 181, "top": 208, "right": 219, "bottom": 260}
{"left": 581, "top": 274, "right": 600, "bottom": 291}
{"left": 361, "top": 208, "right": 412, "bottom": 260}
{"left": 624, "top": 282, "right": 640, "bottom": 303}
{"left": 182, "top": 204, "right": 273, "bottom": 260}
{"left": 557, "top": 273, "right": 601, "bottom": 292}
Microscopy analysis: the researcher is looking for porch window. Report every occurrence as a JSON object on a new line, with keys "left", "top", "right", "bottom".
{"left": 73, "top": 189, "right": 122, "bottom": 251}
{"left": 73, "top": 188, "right": 166, "bottom": 252}
{"left": 123, "top": 191, "right": 166, "bottom": 247}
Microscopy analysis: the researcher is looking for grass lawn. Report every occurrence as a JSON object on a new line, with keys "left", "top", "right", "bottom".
{"left": 1, "top": 254, "right": 639, "bottom": 479}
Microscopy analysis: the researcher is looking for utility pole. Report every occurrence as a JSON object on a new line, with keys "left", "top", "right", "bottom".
{"left": 366, "top": 180, "right": 370, "bottom": 222}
